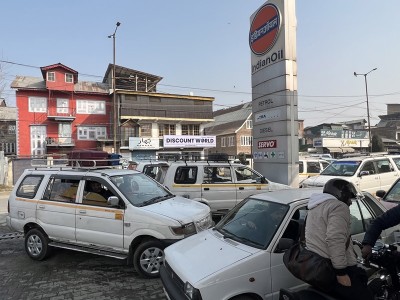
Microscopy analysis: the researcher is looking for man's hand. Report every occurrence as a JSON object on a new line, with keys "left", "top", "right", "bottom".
{"left": 362, "top": 244, "right": 373, "bottom": 259}
{"left": 337, "top": 274, "right": 351, "bottom": 286}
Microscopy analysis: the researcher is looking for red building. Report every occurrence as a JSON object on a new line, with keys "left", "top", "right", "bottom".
{"left": 11, "top": 63, "right": 112, "bottom": 157}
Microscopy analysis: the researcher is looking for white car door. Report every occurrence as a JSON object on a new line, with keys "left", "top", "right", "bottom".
{"left": 75, "top": 178, "right": 124, "bottom": 249}
{"left": 233, "top": 166, "right": 268, "bottom": 202}
{"left": 375, "top": 158, "right": 399, "bottom": 192}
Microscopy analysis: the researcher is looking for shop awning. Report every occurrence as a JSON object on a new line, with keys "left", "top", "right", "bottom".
{"left": 326, "top": 147, "right": 355, "bottom": 153}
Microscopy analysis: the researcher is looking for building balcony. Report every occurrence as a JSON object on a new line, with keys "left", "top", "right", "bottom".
{"left": 46, "top": 137, "right": 75, "bottom": 147}
{"left": 47, "top": 107, "right": 76, "bottom": 121}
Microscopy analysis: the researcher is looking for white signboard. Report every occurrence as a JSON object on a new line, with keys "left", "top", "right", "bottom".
{"left": 129, "top": 137, "right": 160, "bottom": 150}
{"left": 164, "top": 135, "right": 216, "bottom": 148}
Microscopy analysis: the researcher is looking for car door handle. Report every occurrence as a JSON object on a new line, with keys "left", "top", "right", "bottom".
{"left": 79, "top": 210, "right": 87, "bottom": 214}
{"left": 38, "top": 205, "right": 45, "bottom": 209}
{"left": 204, "top": 187, "right": 210, "bottom": 191}
{"left": 238, "top": 187, "right": 244, "bottom": 190}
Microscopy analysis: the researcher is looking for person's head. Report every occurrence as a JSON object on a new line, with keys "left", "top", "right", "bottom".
{"left": 323, "top": 179, "right": 357, "bottom": 206}
{"left": 89, "top": 181, "right": 102, "bottom": 192}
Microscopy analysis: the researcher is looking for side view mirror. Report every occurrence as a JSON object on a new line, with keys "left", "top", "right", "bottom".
{"left": 376, "top": 190, "right": 386, "bottom": 198}
{"left": 359, "top": 170, "right": 370, "bottom": 177}
{"left": 276, "top": 238, "right": 294, "bottom": 253}
{"left": 107, "top": 196, "right": 120, "bottom": 207}
{"left": 257, "top": 177, "right": 267, "bottom": 184}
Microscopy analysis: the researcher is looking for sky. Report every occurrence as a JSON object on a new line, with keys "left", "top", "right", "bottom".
{"left": 1, "top": 0, "right": 400, "bottom": 128}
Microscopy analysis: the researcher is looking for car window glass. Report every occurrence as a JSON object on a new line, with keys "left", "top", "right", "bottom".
{"left": 234, "top": 166, "right": 261, "bottom": 183}
{"left": 43, "top": 178, "right": 79, "bottom": 203}
{"left": 376, "top": 159, "right": 393, "bottom": 174}
{"left": 203, "top": 166, "right": 232, "bottom": 184}
{"left": 321, "top": 161, "right": 360, "bottom": 176}
{"left": 83, "top": 180, "right": 115, "bottom": 207}
{"left": 306, "top": 162, "right": 320, "bottom": 173}
{"left": 360, "top": 161, "right": 376, "bottom": 175}
{"left": 391, "top": 157, "right": 400, "bottom": 170}
{"left": 349, "top": 202, "right": 365, "bottom": 235}
{"left": 174, "top": 166, "right": 197, "bottom": 184}
{"left": 321, "top": 162, "right": 329, "bottom": 169}
{"left": 281, "top": 207, "right": 307, "bottom": 242}
{"left": 16, "top": 175, "right": 43, "bottom": 199}
{"left": 384, "top": 180, "right": 400, "bottom": 202}
{"left": 299, "top": 162, "right": 304, "bottom": 173}
{"left": 363, "top": 192, "right": 384, "bottom": 217}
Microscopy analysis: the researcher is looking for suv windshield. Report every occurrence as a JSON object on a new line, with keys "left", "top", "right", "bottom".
{"left": 110, "top": 173, "right": 173, "bottom": 206}
{"left": 320, "top": 161, "right": 361, "bottom": 176}
{"left": 215, "top": 199, "right": 288, "bottom": 249}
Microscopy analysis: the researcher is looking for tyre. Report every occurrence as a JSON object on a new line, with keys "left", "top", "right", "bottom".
{"left": 133, "top": 239, "right": 165, "bottom": 278}
{"left": 25, "top": 228, "right": 51, "bottom": 261}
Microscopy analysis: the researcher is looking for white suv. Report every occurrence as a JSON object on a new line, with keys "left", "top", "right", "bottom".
{"left": 298, "top": 158, "right": 330, "bottom": 187}
{"left": 301, "top": 154, "right": 400, "bottom": 195}
{"left": 157, "top": 161, "right": 290, "bottom": 216}
{"left": 6, "top": 166, "right": 212, "bottom": 278}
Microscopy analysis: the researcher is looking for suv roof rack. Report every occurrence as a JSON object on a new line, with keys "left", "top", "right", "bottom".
{"left": 31, "top": 158, "right": 126, "bottom": 170}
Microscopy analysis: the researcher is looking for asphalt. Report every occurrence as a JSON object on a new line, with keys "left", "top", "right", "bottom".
{"left": 0, "top": 191, "right": 167, "bottom": 300}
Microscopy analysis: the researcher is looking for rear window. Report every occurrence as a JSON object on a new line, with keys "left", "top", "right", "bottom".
{"left": 174, "top": 166, "right": 197, "bottom": 184}
{"left": 16, "top": 175, "right": 44, "bottom": 199}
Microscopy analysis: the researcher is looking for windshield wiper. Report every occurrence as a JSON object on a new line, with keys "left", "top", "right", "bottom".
{"left": 218, "top": 228, "right": 263, "bottom": 247}
{"left": 139, "top": 195, "right": 173, "bottom": 206}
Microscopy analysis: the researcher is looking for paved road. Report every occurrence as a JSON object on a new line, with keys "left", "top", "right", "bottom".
{"left": 0, "top": 191, "right": 167, "bottom": 300}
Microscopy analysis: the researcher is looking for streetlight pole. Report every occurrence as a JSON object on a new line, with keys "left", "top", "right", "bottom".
{"left": 354, "top": 68, "right": 377, "bottom": 153}
{"left": 108, "top": 21, "right": 121, "bottom": 153}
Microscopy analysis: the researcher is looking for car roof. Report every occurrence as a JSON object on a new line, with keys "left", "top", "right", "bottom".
{"left": 25, "top": 168, "right": 141, "bottom": 177}
{"left": 248, "top": 187, "right": 323, "bottom": 205}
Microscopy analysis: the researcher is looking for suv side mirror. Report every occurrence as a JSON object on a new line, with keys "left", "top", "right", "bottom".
{"left": 275, "top": 238, "right": 294, "bottom": 253}
{"left": 107, "top": 196, "right": 120, "bottom": 207}
{"left": 359, "top": 170, "right": 370, "bottom": 177}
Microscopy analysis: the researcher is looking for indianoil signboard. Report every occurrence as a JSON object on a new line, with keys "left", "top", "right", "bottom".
{"left": 250, "top": 0, "right": 298, "bottom": 187}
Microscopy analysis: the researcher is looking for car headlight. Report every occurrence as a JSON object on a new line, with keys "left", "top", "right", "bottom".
{"left": 170, "top": 222, "right": 196, "bottom": 236}
{"left": 195, "top": 213, "right": 213, "bottom": 232}
{"left": 184, "top": 281, "right": 201, "bottom": 300}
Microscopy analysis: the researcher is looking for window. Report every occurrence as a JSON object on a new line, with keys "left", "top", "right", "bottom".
{"left": 307, "top": 162, "right": 321, "bottom": 173}
{"left": 228, "top": 136, "right": 235, "bottom": 147}
{"left": 174, "top": 167, "right": 197, "bottom": 184}
{"left": 360, "top": 161, "right": 376, "bottom": 175}
{"left": 376, "top": 159, "right": 393, "bottom": 174}
{"left": 77, "top": 126, "right": 107, "bottom": 140}
{"left": 159, "top": 124, "right": 176, "bottom": 136}
{"left": 43, "top": 177, "right": 80, "bottom": 203}
{"left": 76, "top": 100, "right": 106, "bottom": 114}
{"left": 29, "top": 97, "right": 47, "bottom": 112}
{"left": 47, "top": 72, "right": 55, "bottom": 82}
{"left": 65, "top": 73, "right": 74, "bottom": 83}
{"left": 82, "top": 180, "right": 115, "bottom": 207}
{"left": 1, "top": 142, "right": 15, "bottom": 154}
{"left": 16, "top": 175, "right": 43, "bottom": 199}
{"left": 8, "top": 125, "right": 16, "bottom": 134}
{"left": 240, "top": 136, "right": 253, "bottom": 146}
{"left": 221, "top": 137, "right": 226, "bottom": 147}
{"left": 246, "top": 120, "right": 253, "bottom": 129}
{"left": 57, "top": 98, "right": 69, "bottom": 114}
{"left": 299, "top": 162, "right": 304, "bottom": 173}
{"left": 234, "top": 166, "right": 262, "bottom": 183}
{"left": 181, "top": 124, "right": 200, "bottom": 135}
{"left": 203, "top": 166, "right": 232, "bottom": 183}
{"left": 140, "top": 124, "right": 152, "bottom": 137}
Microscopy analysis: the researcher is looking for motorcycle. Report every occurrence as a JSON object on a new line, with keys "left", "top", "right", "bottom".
{"left": 280, "top": 240, "right": 400, "bottom": 300}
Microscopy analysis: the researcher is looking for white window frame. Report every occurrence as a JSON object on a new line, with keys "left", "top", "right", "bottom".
{"left": 76, "top": 100, "right": 106, "bottom": 115}
{"left": 56, "top": 98, "right": 69, "bottom": 114}
{"left": 65, "top": 73, "right": 74, "bottom": 83}
{"left": 246, "top": 120, "right": 253, "bottom": 129}
{"left": 228, "top": 136, "right": 235, "bottom": 147}
{"left": 221, "top": 137, "right": 226, "bottom": 147}
{"left": 8, "top": 125, "right": 16, "bottom": 134}
{"left": 240, "top": 136, "right": 253, "bottom": 146}
{"left": 47, "top": 72, "right": 55, "bottom": 82}
{"left": 77, "top": 126, "right": 107, "bottom": 140}
{"left": 29, "top": 97, "right": 47, "bottom": 113}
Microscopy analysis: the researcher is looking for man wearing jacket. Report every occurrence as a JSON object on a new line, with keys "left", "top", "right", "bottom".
{"left": 362, "top": 203, "right": 400, "bottom": 259}
{"left": 306, "top": 178, "right": 373, "bottom": 300}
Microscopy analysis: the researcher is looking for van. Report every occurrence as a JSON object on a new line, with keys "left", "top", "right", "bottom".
{"left": 158, "top": 161, "right": 290, "bottom": 216}
{"left": 298, "top": 158, "right": 330, "bottom": 187}
{"left": 301, "top": 154, "right": 400, "bottom": 194}
{"left": 6, "top": 164, "right": 212, "bottom": 278}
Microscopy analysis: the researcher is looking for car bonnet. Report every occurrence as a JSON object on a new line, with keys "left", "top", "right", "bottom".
{"left": 141, "top": 196, "right": 210, "bottom": 224}
{"left": 164, "top": 229, "right": 257, "bottom": 284}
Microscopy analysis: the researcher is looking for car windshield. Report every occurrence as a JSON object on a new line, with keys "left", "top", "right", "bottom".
{"left": 110, "top": 173, "right": 173, "bottom": 207}
{"left": 384, "top": 180, "right": 400, "bottom": 202}
{"left": 215, "top": 199, "right": 289, "bottom": 249}
{"left": 320, "top": 161, "right": 361, "bottom": 176}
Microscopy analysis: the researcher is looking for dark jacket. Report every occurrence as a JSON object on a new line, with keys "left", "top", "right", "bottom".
{"left": 362, "top": 204, "right": 400, "bottom": 246}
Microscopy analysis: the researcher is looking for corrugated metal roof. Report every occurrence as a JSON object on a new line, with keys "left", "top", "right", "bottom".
{"left": 204, "top": 102, "right": 252, "bottom": 129}
{"left": 11, "top": 76, "right": 109, "bottom": 94}
{"left": 205, "top": 120, "right": 245, "bottom": 136}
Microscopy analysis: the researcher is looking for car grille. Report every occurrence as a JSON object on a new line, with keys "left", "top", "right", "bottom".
{"left": 165, "top": 261, "right": 185, "bottom": 291}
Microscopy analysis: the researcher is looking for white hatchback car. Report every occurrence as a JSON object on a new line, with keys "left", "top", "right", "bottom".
{"left": 6, "top": 166, "right": 212, "bottom": 278}
{"left": 160, "top": 188, "right": 400, "bottom": 300}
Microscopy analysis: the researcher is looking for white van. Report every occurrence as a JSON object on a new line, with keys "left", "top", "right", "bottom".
{"left": 301, "top": 154, "right": 400, "bottom": 195}
{"left": 6, "top": 166, "right": 212, "bottom": 278}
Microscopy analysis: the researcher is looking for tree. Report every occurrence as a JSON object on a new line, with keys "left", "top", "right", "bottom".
{"left": 371, "top": 134, "right": 384, "bottom": 152}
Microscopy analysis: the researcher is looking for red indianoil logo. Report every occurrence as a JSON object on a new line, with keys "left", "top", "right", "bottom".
{"left": 249, "top": 3, "right": 281, "bottom": 55}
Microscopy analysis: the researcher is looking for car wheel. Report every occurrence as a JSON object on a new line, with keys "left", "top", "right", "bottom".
{"left": 25, "top": 228, "right": 51, "bottom": 260}
{"left": 133, "top": 239, "right": 165, "bottom": 278}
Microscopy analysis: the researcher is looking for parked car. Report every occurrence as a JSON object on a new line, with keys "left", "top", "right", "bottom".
{"left": 160, "top": 188, "right": 400, "bottom": 300}
{"left": 131, "top": 160, "right": 170, "bottom": 182}
{"left": 298, "top": 158, "right": 330, "bottom": 187}
{"left": 156, "top": 160, "right": 291, "bottom": 216}
{"left": 6, "top": 165, "right": 212, "bottom": 278}
{"left": 301, "top": 154, "right": 400, "bottom": 195}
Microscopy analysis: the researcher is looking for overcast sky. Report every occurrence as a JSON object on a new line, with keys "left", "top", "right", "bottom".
{"left": 1, "top": 0, "right": 399, "bottom": 128}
